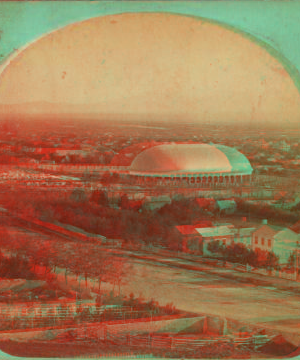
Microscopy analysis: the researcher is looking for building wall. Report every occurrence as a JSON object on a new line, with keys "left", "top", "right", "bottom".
{"left": 233, "top": 228, "right": 256, "bottom": 248}
{"left": 251, "top": 225, "right": 277, "bottom": 252}
{"left": 234, "top": 234, "right": 251, "bottom": 248}
{"left": 182, "top": 236, "right": 203, "bottom": 254}
{"left": 272, "top": 229, "right": 300, "bottom": 264}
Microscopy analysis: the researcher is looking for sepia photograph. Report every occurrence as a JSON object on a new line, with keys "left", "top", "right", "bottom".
{"left": 0, "top": 1, "right": 300, "bottom": 359}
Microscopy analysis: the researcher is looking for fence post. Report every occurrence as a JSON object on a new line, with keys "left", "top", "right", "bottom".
{"left": 148, "top": 333, "right": 152, "bottom": 348}
{"left": 253, "top": 335, "right": 257, "bottom": 351}
{"left": 105, "top": 326, "right": 108, "bottom": 341}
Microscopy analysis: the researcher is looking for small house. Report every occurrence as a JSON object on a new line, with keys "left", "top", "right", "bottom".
{"left": 196, "top": 226, "right": 235, "bottom": 256}
{"left": 251, "top": 221, "right": 282, "bottom": 253}
{"left": 272, "top": 228, "right": 300, "bottom": 264}
{"left": 175, "top": 221, "right": 212, "bottom": 254}
{"left": 215, "top": 200, "right": 237, "bottom": 215}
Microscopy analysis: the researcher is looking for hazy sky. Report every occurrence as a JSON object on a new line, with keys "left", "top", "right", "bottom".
{"left": 0, "top": 2, "right": 300, "bottom": 126}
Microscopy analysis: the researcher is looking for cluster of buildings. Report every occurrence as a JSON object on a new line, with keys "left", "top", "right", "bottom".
{"left": 253, "top": 220, "right": 300, "bottom": 265}
{"left": 176, "top": 218, "right": 300, "bottom": 266}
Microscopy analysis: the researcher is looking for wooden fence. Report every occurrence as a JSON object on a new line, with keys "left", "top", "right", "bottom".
{"left": 107, "top": 332, "right": 274, "bottom": 351}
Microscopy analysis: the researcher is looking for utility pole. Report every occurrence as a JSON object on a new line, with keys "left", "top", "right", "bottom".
{"left": 296, "top": 249, "right": 299, "bottom": 281}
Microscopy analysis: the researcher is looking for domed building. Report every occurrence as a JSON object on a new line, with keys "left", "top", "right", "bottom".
{"left": 112, "top": 142, "right": 253, "bottom": 186}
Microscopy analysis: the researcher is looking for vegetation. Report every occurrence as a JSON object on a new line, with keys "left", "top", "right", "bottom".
{"left": 235, "top": 198, "right": 298, "bottom": 225}
{"left": 0, "top": 225, "right": 132, "bottom": 304}
{"left": 207, "top": 240, "right": 280, "bottom": 270}
{"left": 0, "top": 252, "right": 38, "bottom": 280}
{"left": 0, "top": 292, "right": 179, "bottom": 332}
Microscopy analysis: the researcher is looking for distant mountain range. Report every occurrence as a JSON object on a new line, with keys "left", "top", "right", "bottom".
{"left": 0, "top": 102, "right": 297, "bottom": 130}
{"left": 0, "top": 102, "right": 194, "bottom": 123}
{"left": 0, "top": 101, "right": 98, "bottom": 115}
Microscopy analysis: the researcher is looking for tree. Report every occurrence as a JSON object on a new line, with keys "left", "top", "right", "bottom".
{"left": 223, "top": 243, "right": 250, "bottom": 264}
{"left": 264, "top": 251, "right": 280, "bottom": 271}
{"left": 207, "top": 240, "right": 223, "bottom": 254}
{"left": 90, "top": 254, "right": 114, "bottom": 306}
{"left": 70, "top": 188, "right": 87, "bottom": 203}
{"left": 101, "top": 172, "right": 112, "bottom": 184}
{"left": 76, "top": 247, "right": 93, "bottom": 288}
{"left": 109, "top": 257, "right": 131, "bottom": 296}
{"left": 110, "top": 172, "right": 120, "bottom": 184}
{"left": 89, "top": 190, "right": 109, "bottom": 207}
{"left": 246, "top": 249, "right": 259, "bottom": 267}
{"left": 35, "top": 242, "right": 55, "bottom": 276}
{"left": 120, "top": 194, "right": 130, "bottom": 209}
{"left": 83, "top": 169, "right": 92, "bottom": 181}
{"left": 287, "top": 252, "right": 296, "bottom": 270}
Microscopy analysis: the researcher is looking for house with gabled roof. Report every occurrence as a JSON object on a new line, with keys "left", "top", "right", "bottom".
{"left": 251, "top": 220, "right": 300, "bottom": 264}
{"left": 251, "top": 220, "right": 283, "bottom": 253}
{"left": 215, "top": 200, "right": 237, "bottom": 215}
{"left": 290, "top": 220, "right": 300, "bottom": 234}
{"left": 196, "top": 225, "right": 236, "bottom": 255}
{"left": 272, "top": 228, "right": 300, "bottom": 264}
{"left": 175, "top": 221, "right": 212, "bottom": 253}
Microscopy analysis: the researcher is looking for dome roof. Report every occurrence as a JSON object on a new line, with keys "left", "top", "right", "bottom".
{"left": 129, "top": 143, "right": 252, "bottom": 175}
{"left": 213, "top": 144, "right": 253, "bottom": 174}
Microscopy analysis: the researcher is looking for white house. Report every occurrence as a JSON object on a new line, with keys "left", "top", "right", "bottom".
{"left": 272, "top": 228, "right": 300, "bottom": 264}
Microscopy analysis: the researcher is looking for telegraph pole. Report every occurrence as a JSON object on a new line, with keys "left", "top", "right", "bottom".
{"left": 296, "top": 249, "right": 299, "bottom": 281}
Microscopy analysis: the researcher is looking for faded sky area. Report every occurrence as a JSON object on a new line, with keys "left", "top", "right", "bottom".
{"left": 0, "top": 2, "right": 300, "bottom": 127}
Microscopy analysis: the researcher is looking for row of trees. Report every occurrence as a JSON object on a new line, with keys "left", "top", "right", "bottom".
{"left": 1, "top": 187, "right": 185, "bottom": 249}
{"left": 0, "top": 252, "right": 38, "bottom": 279}
{"left": 0, "top": 226, "right": 131, "bottom": 300}
{"left": 235, "top": 198, "right": 299, "bottom": 226}
{"left": 207, "top": 241, "right": 280, "bottom": 270}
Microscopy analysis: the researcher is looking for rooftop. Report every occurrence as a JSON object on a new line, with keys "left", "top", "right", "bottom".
{"left": 196, "top": 226, "right": 235, "bottom": 237}
{"left": 128, "top": 143, "right": 253, "bottom": 174}
{"left": 176, "top": 221, "right": 213, "bottom": 235}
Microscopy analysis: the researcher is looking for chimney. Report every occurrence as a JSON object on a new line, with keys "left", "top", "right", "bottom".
{"left": 262, "top": 219, "right": 268, "bottom": 225}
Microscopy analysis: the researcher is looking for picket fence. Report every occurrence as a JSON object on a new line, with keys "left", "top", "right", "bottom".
{"left": 107, "top": 333, "right": 274, "bottom": 351}
{"left": 204, "top": 257, "right": 300, "bottom": 282}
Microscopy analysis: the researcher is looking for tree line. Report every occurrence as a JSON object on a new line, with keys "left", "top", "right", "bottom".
{"left": 0, "top": 227, "right": 131, "bottom": 301}
{"left": 207, "top": 241, "right": 280, "bottom": 270}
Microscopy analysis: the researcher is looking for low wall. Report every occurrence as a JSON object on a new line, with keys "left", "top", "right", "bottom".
{"left": 74, "top": 315, "right": 205, "bottom": 340}
{"left": 0, "top": 314, "right": 202, "bottom": 342}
